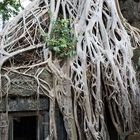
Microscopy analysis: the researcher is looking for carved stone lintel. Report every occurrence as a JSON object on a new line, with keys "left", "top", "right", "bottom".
{"left": 0, "top": 97, "right": 49, "bottom": 112}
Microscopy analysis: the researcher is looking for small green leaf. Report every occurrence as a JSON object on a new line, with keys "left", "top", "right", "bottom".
{"left": 53, "top": 47, "right": 60, "bottom": 52}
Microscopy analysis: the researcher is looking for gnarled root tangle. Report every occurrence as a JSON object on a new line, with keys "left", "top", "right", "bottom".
{"left": 0, "top": 0, "right": 140, "bottom": 139}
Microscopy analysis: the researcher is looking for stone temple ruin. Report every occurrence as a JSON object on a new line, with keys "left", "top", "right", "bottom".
{"left": 0, "top": 69, "right": 66, "bottom": 140}
{"left": 0, "top": 0, "right": 140, "bottom": 140}
{"left": 0, "top": 1, "right": 67, "bottom": 139}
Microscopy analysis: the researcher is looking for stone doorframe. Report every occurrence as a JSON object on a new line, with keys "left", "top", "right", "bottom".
{"left": 8, "top": 111, "right": 49, "bottom": 140}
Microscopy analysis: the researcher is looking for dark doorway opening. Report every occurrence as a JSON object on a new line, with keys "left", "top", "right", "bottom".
{"left": 105, "top": 101, "right": 118, "bottom": 140}
{"left": 13, "top": 116, "right": 37, "bottom": 140}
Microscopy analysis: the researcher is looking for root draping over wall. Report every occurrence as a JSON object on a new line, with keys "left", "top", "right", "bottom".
{"left": 0, "top": 0, "right": 140, "bottom": 139}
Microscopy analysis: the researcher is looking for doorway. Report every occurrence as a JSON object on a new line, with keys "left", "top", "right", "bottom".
{"left": 13, "top": 116, "right": 37, "bottom": 140}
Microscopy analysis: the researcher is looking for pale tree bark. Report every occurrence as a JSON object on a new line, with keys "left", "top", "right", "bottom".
{"left": 0, "top": 0, "right": 140, "bottom": 140}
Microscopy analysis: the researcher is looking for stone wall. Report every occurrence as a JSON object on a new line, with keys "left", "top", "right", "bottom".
{"left": 120, "top": 0, "right": 140, "bottom": 86}
{"left": 120, "top": 1, "right": 140, "bottom": 140}
{"left": 120, "top": 0, "right": 140, "bottom": 29}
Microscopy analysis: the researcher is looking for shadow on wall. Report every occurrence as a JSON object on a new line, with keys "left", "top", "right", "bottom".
{"left": 119, "top": 0, "right": 140, "bottom": 29}
{"left": 125, "top": 133, "right": 140, "bottom": 140}
{"left": 119, "top": 1, "right": 140, "bottom": 140}
{"left": 120, "top": 0, "right": 140, "bottom": 86}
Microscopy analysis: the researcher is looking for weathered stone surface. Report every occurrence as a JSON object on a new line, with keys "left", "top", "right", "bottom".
{"left": 119, "top": 0, "right": 140, "bottom": 87}
{"left": 125, "top": 133, "right": 140, "bottom": 140}
{"left": 1, "top": 68, "right": 52, "bottom": 97}
{"left": 0, "top": 97, "right": 49, "bottom": 112}
{"left": 0, "top": 113, "right": 8, "bottom": 140}
{"left": 120, "top": 1, "right": 140, "bottom": 139}
{"left": 119, "top": 0, "right": 140, "bottom": 28}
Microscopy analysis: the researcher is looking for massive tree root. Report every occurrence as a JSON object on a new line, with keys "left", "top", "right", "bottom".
{"left": 0, "top": 0, "right": 140, "bottom": 139}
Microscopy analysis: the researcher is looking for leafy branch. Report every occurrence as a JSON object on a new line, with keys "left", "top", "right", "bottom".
{"left": 43, "top": 19, "right": 76, "bottom": 58}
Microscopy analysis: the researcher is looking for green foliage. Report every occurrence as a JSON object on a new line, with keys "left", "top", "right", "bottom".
{"left": 44, "top": 19, "right": 76, "bottom": 58}
{"left": 0, "top": 0, "right": 22, "bottom": 22}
